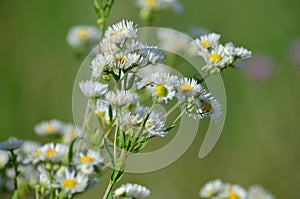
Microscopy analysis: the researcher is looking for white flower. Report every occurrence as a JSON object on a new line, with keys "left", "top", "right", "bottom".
{"left": 222, "top": 184, "right": 247, "bottom": 199}
{"left": 199, "top": 179, "right": 224, "bottom": 198}
{"left": 246, "top": 185, "right": 275, "bottom": 199}
{"left": 114, "top": 52, "right": 143, "bottom": 69}
{"left": 114, "top": 183, "right": 150, "bottom": 199}
{"left": 138, "top": 47, "right": 165, "bottom": 65}
{"left": 194, "top": 93, "right": 222, "bottom": 120}
{"left": 90, "top": 53, "right": 113, "bottom": 79}
{"left": 34, "top": 119, "right": 63, "bottom": 136}
{"left": 136, "top": 0, "right": 182, "bottom": 13}
{"left": 0, "top": 150, "right": 9, "bottom": 169}
{"left": 105, "top": 90, "right": 138, "bottom": 106}
{"left": 99, "top": 38, "right": 120, "bottom": 54}
{"left": 94, "top": 99, "right": 109, "bottom": 117}
{"left": 104, "top": 20, "right": 137, "bottom": 44}
{"left": 157, "top": 29, "right": 189, "bottom": 53}
{"left": 38, "top": 165, "right": 56, "bottom": 189}
{"left": 193, "top": 32, "right": 221, "bottom": 50}
{"left": 16, "top": 140, "right": 41, "bottom": 162}
{"left": 79, "top": 80, "right": 109, "bottom": 98}
{"left": 75, "top": 150, "right": 103, "bottom": 166}
{"left": 234, "top": 46, "right": 252, "bottom": 60}
{"left": 121, "top": 106, "right": 167, "bottom": 137}
{"left": 175, "top": 77, "right": 202, "bottom": 102}
{"left": 202, "top": 44, "right": 229, "bottom": 73}
{"left": 67, "top": 25, "right": 100, "bottom": 48}
{"left": 62, "top": 124, "right": 78, "bottom": 145}
{"left": 56, "top": 169, "right": 88, "bottom": 196}
{"left": 38, "top": 143, "right": 68, "bottom": 162}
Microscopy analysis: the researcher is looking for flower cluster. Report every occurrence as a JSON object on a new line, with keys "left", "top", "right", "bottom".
{"left": 192, "top": 32, "right": 252, "bottom": 74}
{"left": 0, "top": 119, "right": 104, "bottom": 198}
{"left": 199, "top": 179, "right": 275, "bottom": 199}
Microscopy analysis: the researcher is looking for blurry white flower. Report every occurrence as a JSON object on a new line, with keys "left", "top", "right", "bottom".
{"left": 157, "top": 29, "right": 189, "bottom": 53}
{"left": 67, "top": 25, "right": 100, "bottom": 48}
{"left": 247, "top": 185, "right": 275, "bottom": 199}
{"left": 0, "top": 150, "right": 9, "bottom": 169}
{"left": 222, "top": 184, "right": 247, "bottom": 199}
{"left": 79, "top": 80, "right": 109, "bottom": 98}
{"left": 136, "top": 0, "right": 182, "bottom": 13}
{"left": 90, "top": 53, "right": 113, "bottom": 79}
{"left": 0, "top": 138, "right": 24, "bottom": 151}
{"left": 38, "top": 143, "right": 68, "bottom": 162}
{"left": 62, "top": 124, "right": 78, "bottom": 145}
{"left": 56, "top": 169, "right": 88, "bottom": 196}
{"left": 104, "top": 20, "right": 137, "bottom": 44}
{"left": 199, "top": 179, "right": 223, "bottom": 198}
{"left": 114, "top": 183, "right": 150, "bottom": 199}
{"left": 94, "top": 99, "right": 109, "bottom": 117}
{"left": 34, "top": 119, "right": 63, "bottom": 136}
{"left": 105, "top": 90, "right": 138, "bottom": 106}
{"left": 16, "top": 140, "right": 41, "bottom": 162}
{"left": 75, "top": 150, "right": 103, "bottom": 166}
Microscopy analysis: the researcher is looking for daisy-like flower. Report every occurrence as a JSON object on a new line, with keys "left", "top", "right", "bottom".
{"left": 136, "top": 0, "right": 182, "bottom": 13}
{"left": 57, "top": 169, "right": 89, "bottom": 196}
{"left": 16, "top": 140, "right": 40, "bottom": 162}
{"left": 195, "top": 93, "right": 222, "bottom": 120}
{"left": 75, "top": 150, "right": 103, "bottom": 166}
{"left": 90, "top": 53, "right": 113, "bottom": 79}
{"left": 99, "top": 38, "right": 120, "bottom": 54}
{"left": 38, "top": 143, "right": 68, "bottom": 162}
{"left": 138, "top": 47, "right": 165, "bottom": 65}
{"left": 67, "top": 25, "right": 100, "bottom": 48}
{"left": 0, "top": 150, "right": 9, "bottom": 169}
{"left": 175, "top": 77, "right": 202, "bottom": 102}
{"left": 79, "top": 80, "right": 109, "bottom": 98}
{"left": 0, "top": 138, "right": 24, "bottom": 151}
{"left": 121, "top": 106, "right": 167, "bottom": 137}
{"left": 222, "top": 184, "right": 247, "bottom": 199}
{"left": 34, "top": 119, "right": 63, "bottom": 136}
{"left": 193, "top": 32, "right": 221, "bottom": 50}
{"left": 224, "top": 42, "right": 252, "bottom": 61}
{"left": 199, "top": 179, "right": 224, "bottom": 198}
{"left": 114, "top": 52, "right": 143, "bottom": 69}
{"left": 246, "top": 185, "right": 275, "bottom": 199}
{"left": 113, "top": 183, "right": 150, "bottom": 199}
{"left": 137, "top": 72, "right": 178, "bottom": 103}
{"left": 104, "top": 20, "right": 137, "bottom": 44}
{"left": 157, "top": 29, "right": 189, "bottom": 53}
{"left": 62, "top": 124, "right": 78, "bottom": 145}
{"left": 105, "top": 90, "right": 138, "bottom": 107}
{"left": 202, "top": 44, "right": 229, "bottom": 73}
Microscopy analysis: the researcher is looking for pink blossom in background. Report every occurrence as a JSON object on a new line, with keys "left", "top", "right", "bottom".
{"left": 288, "top": 39, "right": 300, "bottom": 67}
{"left": 246, "top": 54, "right": 274, "bottom": 81}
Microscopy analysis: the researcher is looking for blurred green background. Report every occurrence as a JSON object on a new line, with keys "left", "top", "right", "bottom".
{"left": 1, "top": 0, "right": 300, "bottom": 198}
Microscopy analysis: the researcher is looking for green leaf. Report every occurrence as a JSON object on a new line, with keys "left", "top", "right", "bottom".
{"left": 118, "top": 130, "right": 125, "bottom": 148}
{"left": 68, "top": 137, "right": 79, "bottom": 167}
{"left": 165, "top": 124, "right": 176, "bottom": 132}
{"left": 11, "top": 190, "right": 19, "bottom": 199}
{"left": 132, "top": 140, "right": 149, "bottom": 153}
{"left": 108, "top": 104, "right": 113, "bottom": 123}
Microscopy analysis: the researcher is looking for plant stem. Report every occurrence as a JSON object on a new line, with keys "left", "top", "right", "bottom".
{"left": 103, "top": 180, "right": 114, "bottom": 199}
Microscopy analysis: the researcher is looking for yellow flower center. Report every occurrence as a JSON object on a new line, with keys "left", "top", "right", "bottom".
{"left": 77, "top": 29, "right": 88, "bottom": 40}
{"left": 209, "top": 53, "right": 222, "bottom": 63}
{"left": 228, "top": 188, "right": 240, "bottom": 199}
{"left": 62, "top": 179, "right": 77, "bottom": 188}
{"left": 69, "top": 130, "right": 77, "bottom": 138}
{"left": 155, "top": 85, "right": 168, "bottom": 97}
{"left": 180, "top": 84, "right": 193, "bottom": 94}
{"left": 201, "top": 40, "right": 209, "bottom": 48}
{"left": 35, "top": 150, "right": 41, "bottom": 157}
{"left": 79, "top": 156, "right": 95, "bottom": 164}
{"left": 44, "top": 125, "right": 55, "bottom": 134}
{"left": 202, "top": 102, "right": 213, "bottom": 113}
{"left": 46, "top": 149, "right": 56, "bottom": 157}
{"left": 146, "top": 0, "right": 157, "bottom": 8}
{"left": 96, "top": 110, "right": 106, "bottom": 118}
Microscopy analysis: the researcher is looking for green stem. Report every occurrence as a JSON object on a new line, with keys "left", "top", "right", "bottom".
{"left": 165, "top": 102, "right": 180, "bottom": 117}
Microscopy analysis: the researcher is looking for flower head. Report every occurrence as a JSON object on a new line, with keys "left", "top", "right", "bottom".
{"left": 0, "top": 138, "right": 24, "bottom": 151}
{"left": 104, "top": 20, "right": 137, "bottom": 44}
{"left": 38, "top": 143, "right": 68, "bottom": 162}
{"left": 79, "top": 80, "right": 109, "bottom": 98}
{"left": 67, "top": 25, "right": 100, "bottom": 48}
{"left": 56, "top": 169, "right": 88, "bottom": 196}
{"left": 105, "top": 90, "right": 138, "bottom": 106}
{"left": 0, "top": 150, "right": 9, "bottom": 169}
{"left": 114, "top": 183, "right": 150, "bottom": 199}
{"left": 34, "top": 119, "right": 63, "bottom": 136}
{"left": 246, "top": 185, "right": 275, "bottom": 199}
{"left": 199, "top": 179, "right": 224, "bottom": 198}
